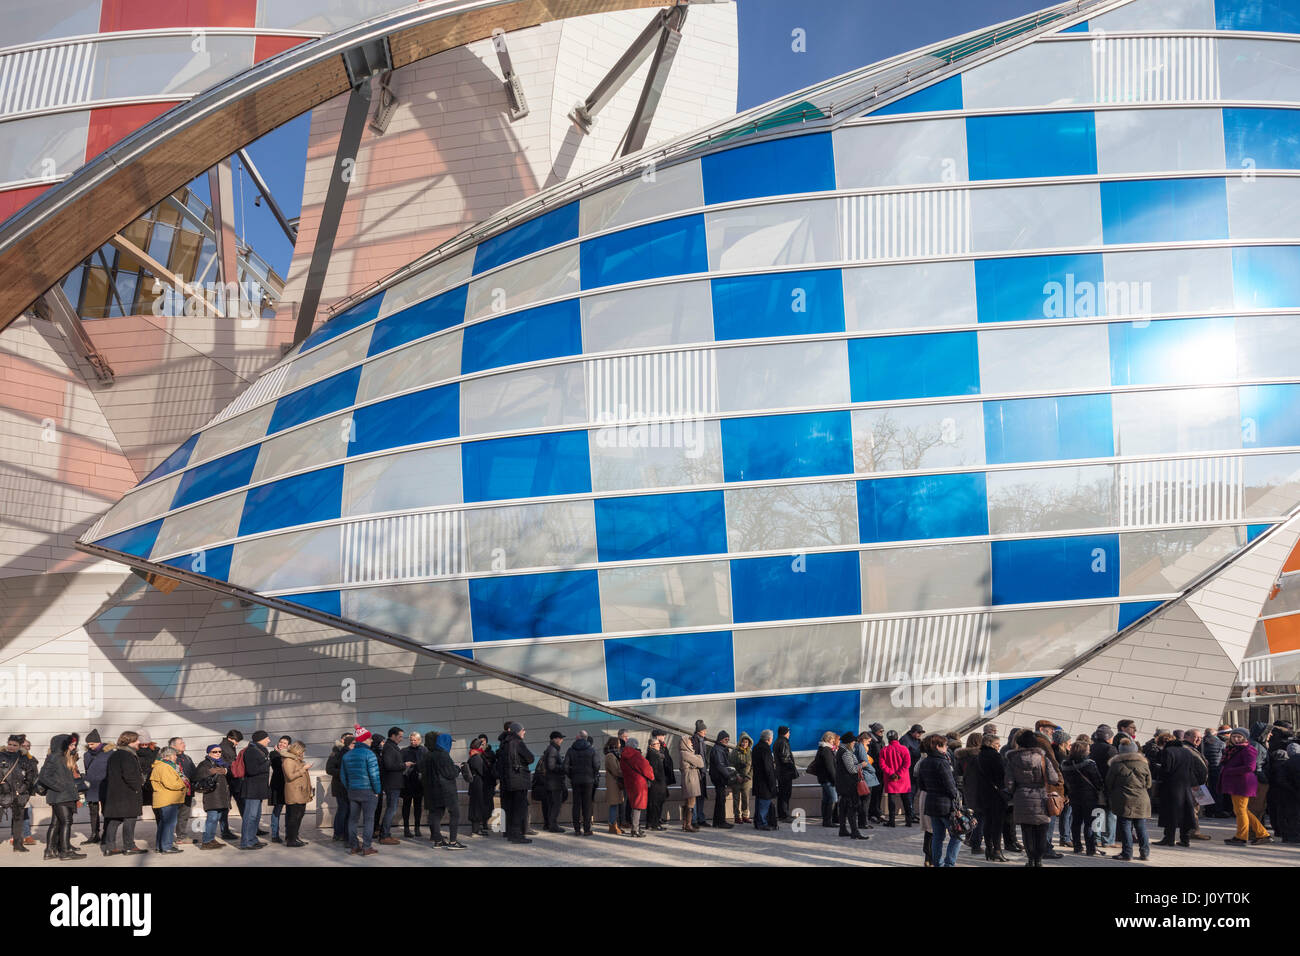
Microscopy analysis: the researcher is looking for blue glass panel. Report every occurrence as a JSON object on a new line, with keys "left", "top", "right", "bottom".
{"left": 701, "top": 132, "right": 835, "bottom": 204}
{"left": 461, "top": 431, "right": 592, "bottom": 503}
{"left": 141, "top": 433, "right": 198, "bottom": 484}
{"left": 1100, "top": 177, "right": 1228, "bottom": 244}
{"left": 1107, "top": 317, "right": 1237, "bottom": 386}
{"left": 367, "top": 284, "right": 467, "bottom": 357}
{"left": 984, "top": 676, "right": 1043, "bottom": 711}
{"left": 161, "top": 544, "right": 233, "bottom": 582}
{"left": 730, "top": 550, "right": 861, "bottom": 623}
{"left": 1216, "top": 0, "right": 1300, "bottom": 33}
{"left": 171, "top": 444, "right": 260, "bottom": 509}
{"left": 1118, "top": 600, "right": 1162, "bottom": 631}
{"left": 267, "top": 365, "right": 363, "bottom": 436}
{"left": 297, "top": 294, "right": 381, "bottom": 354}
{"left": 281, "top": 590, "right": 341, "bottom": 617}
{"left": 579, "top": 214, "right": 707, "bottom": 289}
{"left": 711, "top": 268, "right": 845, "bottom": 340}
{"left": 349, "top": 384, "right": 458, "bottom": 456}
{"left": 992, "top": 534, "right": 1119, "bottom": 605}
{"left": 1247, "top": 523, "right": 1271, "bottom": 542}
{"left": 604, "top": 631, "right": 735, "bottom": 700}
{"left": 471, "top": 201, "right": 579, "bottom": 275}
{"left": 469, "top": 569, "right": 601, "bottom": 640}
{"left": 848, "top": 331, "right": 980, "bottom": 402}
{"left": 966, "top": 112, "right": 1097, "bottom": 180}
{"left": 459, "top": 299, "right": 581, "bottom": 374}
{"left": 1240, "top": 383, "right": 1300, "bottom": 447}
{"left": 594, "top": 490, "right": 727, "bottom": 561}
{"left": 1233, "top": 246, "right": 1300, "bottom": 309}
{"left": 1060, "top": 20, "right": 1089, "bottom": 33}
{"left": 95, "top": 518, "right": 163, "bottom": 558}
{"left": 983, "top": 394, "right": 1114, "bottom": 464}
{"left": 858, "top": 472, "right": 989, "bottom": 542}
{"left": 735, "top": 690, "right": 860, "bottom": 752}
{"left": 721, "top": 410, "right": 853, "bottom": 482}
{"left": 872, "top": 75, "right": 962, "bottom": 116}
{"left": 1223, "top": 107, "right": 1300, "bottom": 171}
{"left": 975, "top": 253, "right": 1106, "bottom": 323}
{"left": 237, "top": 465, "right": 343, "bottom": 537}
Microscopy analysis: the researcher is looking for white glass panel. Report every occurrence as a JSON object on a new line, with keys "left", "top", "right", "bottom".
{"left": 1119, "top": 526, "right": 1245, "bottom": 596}
{"left": 465, "top": 499, "right": 597, "bottom": 572}
{"left": 252, "top": 412, "right": 352, "bottom": 483}
{"left": 598, "top": 560, "right": 732, "bottom": 631}
{"left": 960, "top": 40, "right": 1093, "bottom": 110}
{"left": 1101, "top": 247, "right": 1235, "bottom": 317}
{"left": 853, "top": 402, "right": 986, "bottom": 473}
{"left": 705, "top": 199, "right": 838, "bottom": 271}
{"left": 833, "top": 118, "right": 968, "bottom": 188}
{"left": 1095, "top": 108, "right": 1225, "bottom": 177}
{"left": 986, "top": 603, "right": 1116, "bottom": 675}
{"left": 986, "top": 465, "right": 1116, "bottom": 534}
{"left": 356, "top": 329, "right": 462, "bottom": 404}
{"left": 1236, "top": 315, "right": 1300, "bottom": 379}
{"left": 376, "top": 249, "right": 474, "bottom": 320}
{"left": 1112, "top": 387, "right": 1241, "bottom": 455}
{"left": 715, "top": 340, "right": 850, "bottom": 413}
{"left": 95, "top": 36, "right": 255, "bottom": 100}
{"left": 977, "top": 322, "right": 1110, "bottom": 394}
{"left": 733, "top": 622, "right": 863, "bottom": 692}
{"left": 581, "top": 279, "right": 714, "bottom": 353}
{"left": 1219, "top": 39, "right": 1300, "bottom": 103}
{"left": 342, "top": 445, "right": 462, "bottom": 517}
{"left": 860, "top": 542, "right": 992, "bottom": 612}
{"left": 472, "top": 640, "right": 608, "bottom": 700}
{"left": 343, "top": 579, "right": 472, "bottom": 644}
{"left": 625, "top": 698, "right": 736, "bottom": 733}
{"left": 7, "top": 1, "right": 99, "bottom": 45}
{"left": 1244, "top": 453, "right": 1300, "bottom": 518}
{"left": 229, "top": 525, "right": 341, "bottom": 592}
{"left": 281, "top": 324, "right": 373, "bottom": 393}
{"left": 465, "top": 245, "right": 578, "bottom": 319}
{"left": 589, "top": 418, "right": 724, "bottom": 491}
{"left": 580, "top": 160, "right": 704, "bottom": 235}
{"left": 971, "top": 183, "right": 1102, "bottom": 253}
{"left": 0, "top": 112, "right": 88, "bottom": 184}
{"left": 191, "top": 404, "right": 274, "bottom": 466}
{"left": 460, "top": 363, "right": 586, "bottom": 437}
{"left": 842, "top": 260, "right": 977, "bottom": 331}
{"left": 1089, "top": 0, "right": 1215, "bottom": 30}
{"left": 257, "top": 0, "right": 408, "bottom": 32}
{"left": 153, "top": 491, "right": 246, "bottom": 559}
{"left": 1228, "top": 178, "right": 1300, "bottom": 241}
{"left": 96, "top": 474, "right": 181, "bottom": 540}
{"left": 725, "top": 480, "right": 858, "bottom": 552}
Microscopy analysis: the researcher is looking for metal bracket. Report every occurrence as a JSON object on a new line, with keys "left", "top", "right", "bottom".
{"left": 38, "top": 286, "right": 115, "bottom": 383}
{"left": 491, "top": 30, "right": 529, "bottom": 120}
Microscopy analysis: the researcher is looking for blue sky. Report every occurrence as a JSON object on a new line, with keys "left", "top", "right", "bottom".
{"left": 231, "top": 0, "right": 1050, "bottom": 276}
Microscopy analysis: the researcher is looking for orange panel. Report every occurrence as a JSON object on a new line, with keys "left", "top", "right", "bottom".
{"left": 85, "top": 103, "right": 178, "bottom": 163}
{"left": 254, "top": 35, "right": 312, "bottom": 64}
{"left": 1284, "top": 541, "right": 1300, "bottom": 574}
{"left": 100, "top": 0, "right": 257, "bottom": 31}
{"left": 1264, "top": 614, "right": 1300, "bottom": 654}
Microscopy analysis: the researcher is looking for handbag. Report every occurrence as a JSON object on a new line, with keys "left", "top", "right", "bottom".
{"left": 1040, "top": 754, "right": 1065, "bottom": 817}
{"left": 948, "top": 806, "right": 975, "bottom": 837}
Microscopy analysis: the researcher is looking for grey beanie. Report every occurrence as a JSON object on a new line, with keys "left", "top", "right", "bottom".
{"left": 508, "top": 722, "right": 523, "bottom": 734}
{"left": 1051, "top": 729, "right": 1070, "bottom": 745}
{"left": 1118, "top": 739, "right": 1138, "bottom": 754}
{"left": 1093, "top": 725, "right": 1113, "bottom": 741}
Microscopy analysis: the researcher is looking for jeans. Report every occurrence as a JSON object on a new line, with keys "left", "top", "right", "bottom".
{"left": 155, "top": 804, "right": 179, "bottom": 851}
{"left": 380, "top": 788, "right": 401, "bottom": 837}
{"left": 348, "top": 790, "right": 377, "bottom": 849}
{"left": 929, "top": 814, "right": 962, "bottom": 866}
{"left": 270, "top": 802, "right": 283, "bottom": 839}
{"left": 333, "top": 795, "right": 351, "bottom": 839}
{"left": 754, "top": 796, "right": 774, "bottom": 828}
{"left": 203, "top": 809, "right": 221, "bottom": 843}
{"left": 820, "top": 781, "right": 838, "bottom": 824}
{"left": 239, "top": 799, "right": 263, "bottom": 847}
{"left": 1118, "top": 816, "right": 1150, "bottom": 858}
{"left": 608, "top": 802, "right": 619, "bottom": 825}
{"left": 1057, "top": 803, "right": 1072, "bottom": 844}
{"left": 1102, "top": 809, "right": 1117, "bottom": 844}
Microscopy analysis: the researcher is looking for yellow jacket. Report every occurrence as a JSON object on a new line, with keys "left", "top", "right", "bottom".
{"left": 149, "top": 760, "right": 187, "bottom": 808}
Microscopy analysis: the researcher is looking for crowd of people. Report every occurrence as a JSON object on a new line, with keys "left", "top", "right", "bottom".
{"left": 1, "top": 715, "right": 1297, "bottom": 865}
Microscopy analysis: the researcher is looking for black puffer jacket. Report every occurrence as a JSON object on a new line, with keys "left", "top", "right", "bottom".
{"left": 102, "top": 746, "right": 144, "bottom": 819}
{"left": 1061, "top": 755, "right": 1104, "bottom": 806}
{"left": 401, "top": 743, "right": 427, "bottom": 796}
{"left": 496, "top": 732, "right": 534, "bottom": 792}
{"left": 419, "top": 743, "right": 459, "bottom": 807}
{"left": 0, "top": 746, "right": 39, "bottom": 807}
{"left": 564, "top": 737, "right": 601, "bottom": 785}
{"left": 326, "top": 745, "right": 348, "bottom": 799}
{"left": 241, "top": 741, "right": 271, "bottom": 800}
{"left": 380, "top": 738, "right": 406, "bottom": 791}
{"left": 38, "top": 735, "right": 85, "bottom": 805}
{"left": 917, "top": 749, "right": 960, "bottom": 816}
{"left": 646, "top": 747, "right": 670, "bottom": 798}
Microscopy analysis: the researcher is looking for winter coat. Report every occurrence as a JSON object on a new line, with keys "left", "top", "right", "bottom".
{"left": 604, "top": 750, "right": 624, "bottom": 802}
{"left": 1218, "top": 743, "right": 1259, "bottom": 798}
{"left": 692, "top": 732, "right": 709, "bottom": 797}
{"left": 1089, "top": 740, "right": 1117, "bottom": 779}
{"left": 83, "top": 746, "right": 111, "bottom": 802}
{"left": 269, "top": 750, "right": 286, "bottom": 803}
{"left": 563, "top": 738, "right": 601, "bottom": 785}
{"left": 38, "top": 736, "right": 85, "bottom": 805}
{"left": 833, "top": 745, "right": 860, "bottom": 798}
{"left": 708, "top": 740, "right": 733, "bottom": 790}
{"left": 975, "top": 745, "right": 1006, "bottom": 810}
{"left": 102, "top": 747, "right": 144, "bottom": 819}
{"left": 853, "top": 741, "right": 879, "bottom": 789}
{"left": 751, "top": 739, "right": 778, "bottom": 800}
{"left": 496, "top": 733, "right": 534, "bottom": 792}
{"left": 773, "top": 735, "right": 797, "bottom": 782}
{"left": 400, "top": 744, "right": 426, "bottom": 797}
{"left": 241, "top": 741, "right": 271, "bottom": 800}
{"left": 137, "top": 746, "right": 157, "bottom": 803}
{"left": 960, "top": 747, "right": 986, "bottom": 811}
{"left": 339, "top": 744, "right": 381, "bottom": 794}
{"left": 1103, "top": 751, "right": 1152, "bottom": 818}
{"left": 0, "top": 747, "right": 39, "bottom": 807}
{"left": 812, "top": 743, "right": 836, "bottom": 784}
{"left": 879, "top": 741, "right": 911, "bottom": 794}
{"left": 901, "top": 734, "right": 922, "bottom": 769}
{"left": 646, "top": 747, "right": 670, "bottom": 798}
{"left": 468, "top": 749, "right": 495, "bottom": 820}
{"left": 730, "top": 738, "right": 753, "bottom": 787}
{"left": 1061, "top": 756, "right": 1104, "bottom": 807}
{"left": 326, "top": 745, "right": 348, "bottom": 799}
{"left": 1006, "top": 746, "right": 1062, "bottom": 825}
{"left": 619, "top": 746, "right": 654, "bottom": 810}
{"left": 543, "top": 741, "right": 567, "bottom": 792}
{"left": 420, "top": 737, "right": 460, "bottom": 807}
{"left": 678, "top": 740, "right": 704, "bottom": 799}
{"left": 917, "top": 750, "right": 960, "bottom": 817}
{"left": 282, "top": 753, "right": 311, "bottom": 805}
{"left": 379, "top": 738, "right": 406, "bottom": 792}
{"left": 1154, "top": 740, "right": 1205, "bottom": 829}
{"left": 1201, "top": 732, "right": 1225, "bottom": 769}
{"left": 149, "top": 760, "right": 187, "bottom": 809}
{"left": 194, "top": 757, "right": 231, "bottom": 812}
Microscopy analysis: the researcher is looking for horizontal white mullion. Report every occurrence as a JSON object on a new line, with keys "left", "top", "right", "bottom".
{"left": 0, "top": 27, "right": 327, "bottom": 59}
{"left": 845, "top": 96, "right": 1300, "bottom": 128}
{"left": 0, "top": 94, "right": 189, "bottom": 124}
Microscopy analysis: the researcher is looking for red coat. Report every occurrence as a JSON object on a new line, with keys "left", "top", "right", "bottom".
{"left": 619, "top": 746, "right": 654, "bottom": 810}
{"left": 879, "top": 741, "right": 912, "bottom": 794}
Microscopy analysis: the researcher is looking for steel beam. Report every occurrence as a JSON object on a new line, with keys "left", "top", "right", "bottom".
{"left": 569, "top": 5, "right": 685, "bottom": 133}
{"left": 39, "top": 286, "right": 115, "bottom": 383}
{"left": 237, "top": 148, "right": 298, "bottom": 245}
{"left": 619, "top": 5, "right": 686, "bottom": 156}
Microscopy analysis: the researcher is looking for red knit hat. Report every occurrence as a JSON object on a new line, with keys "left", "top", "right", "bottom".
{"left": 353, "top": 724, "right": 372, "bottom": 744}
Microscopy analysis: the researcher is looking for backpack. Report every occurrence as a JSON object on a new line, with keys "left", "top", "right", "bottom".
{"left": 231, "top": 749, "right": 246, "bottom": 779}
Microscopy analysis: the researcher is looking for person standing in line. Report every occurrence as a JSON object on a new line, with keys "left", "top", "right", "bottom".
{"left": 541, "top": 731, "right": 568, "bottom": 833}
{"left": 377, "top": 727, "right": 407, "bottom": 845}
{"left": 917, "top": 734, "right": 960, "bottom": 865}
{"left": 678, "top": 733, "right": 704, "bottom": 833}
{"left": 708, "top": 730, "right": 735, "bottom": 829}
{"left": 325, "top": 732, "right": 354, "bottom": 843}
{"left": 603, "top": 737, "right": 625, "bottom": 835}
{"left": 268, "top": 734, "right": 291, "bottom": 844}
{"left": 400, "top": 731, "right": 427, "bottom": 839}
{"left": 422, "top": 732, "right": 467, "bottom": 850}
{"left": 974, "top": 734, "right": 1009, "bottom": 861}
{"left": 773, "top": 725, "right": 797, "bottom": 822}
{"left": 38, "top": 733, "right": 88, "bottom": 861}
{"left": 1089, "top": 726, "right": 1118, "bottom": 846}
{"left": 814, "top": 731, "right": 839, "bottom": 827}
{"left": 194, "top": 743, "right": 230, "bottom": 850}
{"left": 466, "top": 735, "right": 494, "bottom": 836}
{"left": 564, "top": 730, "right": 600, "bottom": 836}
{"left": 954, "top": 732, "right": 984, "bottom": 855}
{"left": 852, "top": 732, "right": 879, "bottom": 831}
{"left": 1005, "top": 729, "right": 1061, "bottom": 867}
{"left": 137, "top": 733, "right": 158, "bottom": 828}
{"left": 169, "top": 738, "right": 197, "bottom": 845}
{"left": 730, "top": 733, "right": 753, "bottom": 825}
{"left": 1, "top": 734, "right": 39, "bottom": 853}
{"left": 1104, "top": 738, "right": 1152, "bottom": 861}
{"left": 691, "top": 720, "right": 710, "bottom": 828}
{"left": 218, "top": 729, "right": 242, "bottom": 840}
{"left": 1182, "top": 729, "right": 1212, "bottom": 841}
{"left": 498, "top": 722, "right": 535, "bottom": 844}
{"left": 280, "top": 741, "right": 311, "bottom": 848}
{"left": 1153, "top": 732, "right": 1203, "bottom": 848}
{"left": 340, "top": 725, "right": 382, "bottom": 856}
{"left": 1220, "top": 728, "right": 1271, "bottom": 846}
{"left": 834, "top": 732, "right": 869, "bottom": 841}
{"left": 149, "top": 745, "right": 187, "bottom": 854}
{"left": 1050, "top": 730, "right": 1073, "bottom": 847}
{"left": 619, "top": 737, "right": 654, "bottom": 837}
{"left": 101, "top": 731, "right": 145, "bottom": 856}
{"left": 645, "top": 735, "right": 670, "bottom": 831}
{"left": 750, "top": 730, "right": 778, "bottom": 830}
{"left": 879, "top": 730, "right": 913, "bottom": 827}
{"left": 81, "top": 730, "right": 108, "bottom": 845}
{"left": 902, "top": 725, "right": 924, "bottom": 822}
{"left": 863, "top": 723, "right": 886, "bottom": 823}
{"left": 238, "top": 730, "right": 272, "bottom": 850}
{"left": 1061, "top": 739, "right": 1106, "bottom": 856}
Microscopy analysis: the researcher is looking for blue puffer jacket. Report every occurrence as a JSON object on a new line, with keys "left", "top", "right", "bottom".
{"left": 339, "top": 743, "right": 381, "bottom": 794}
